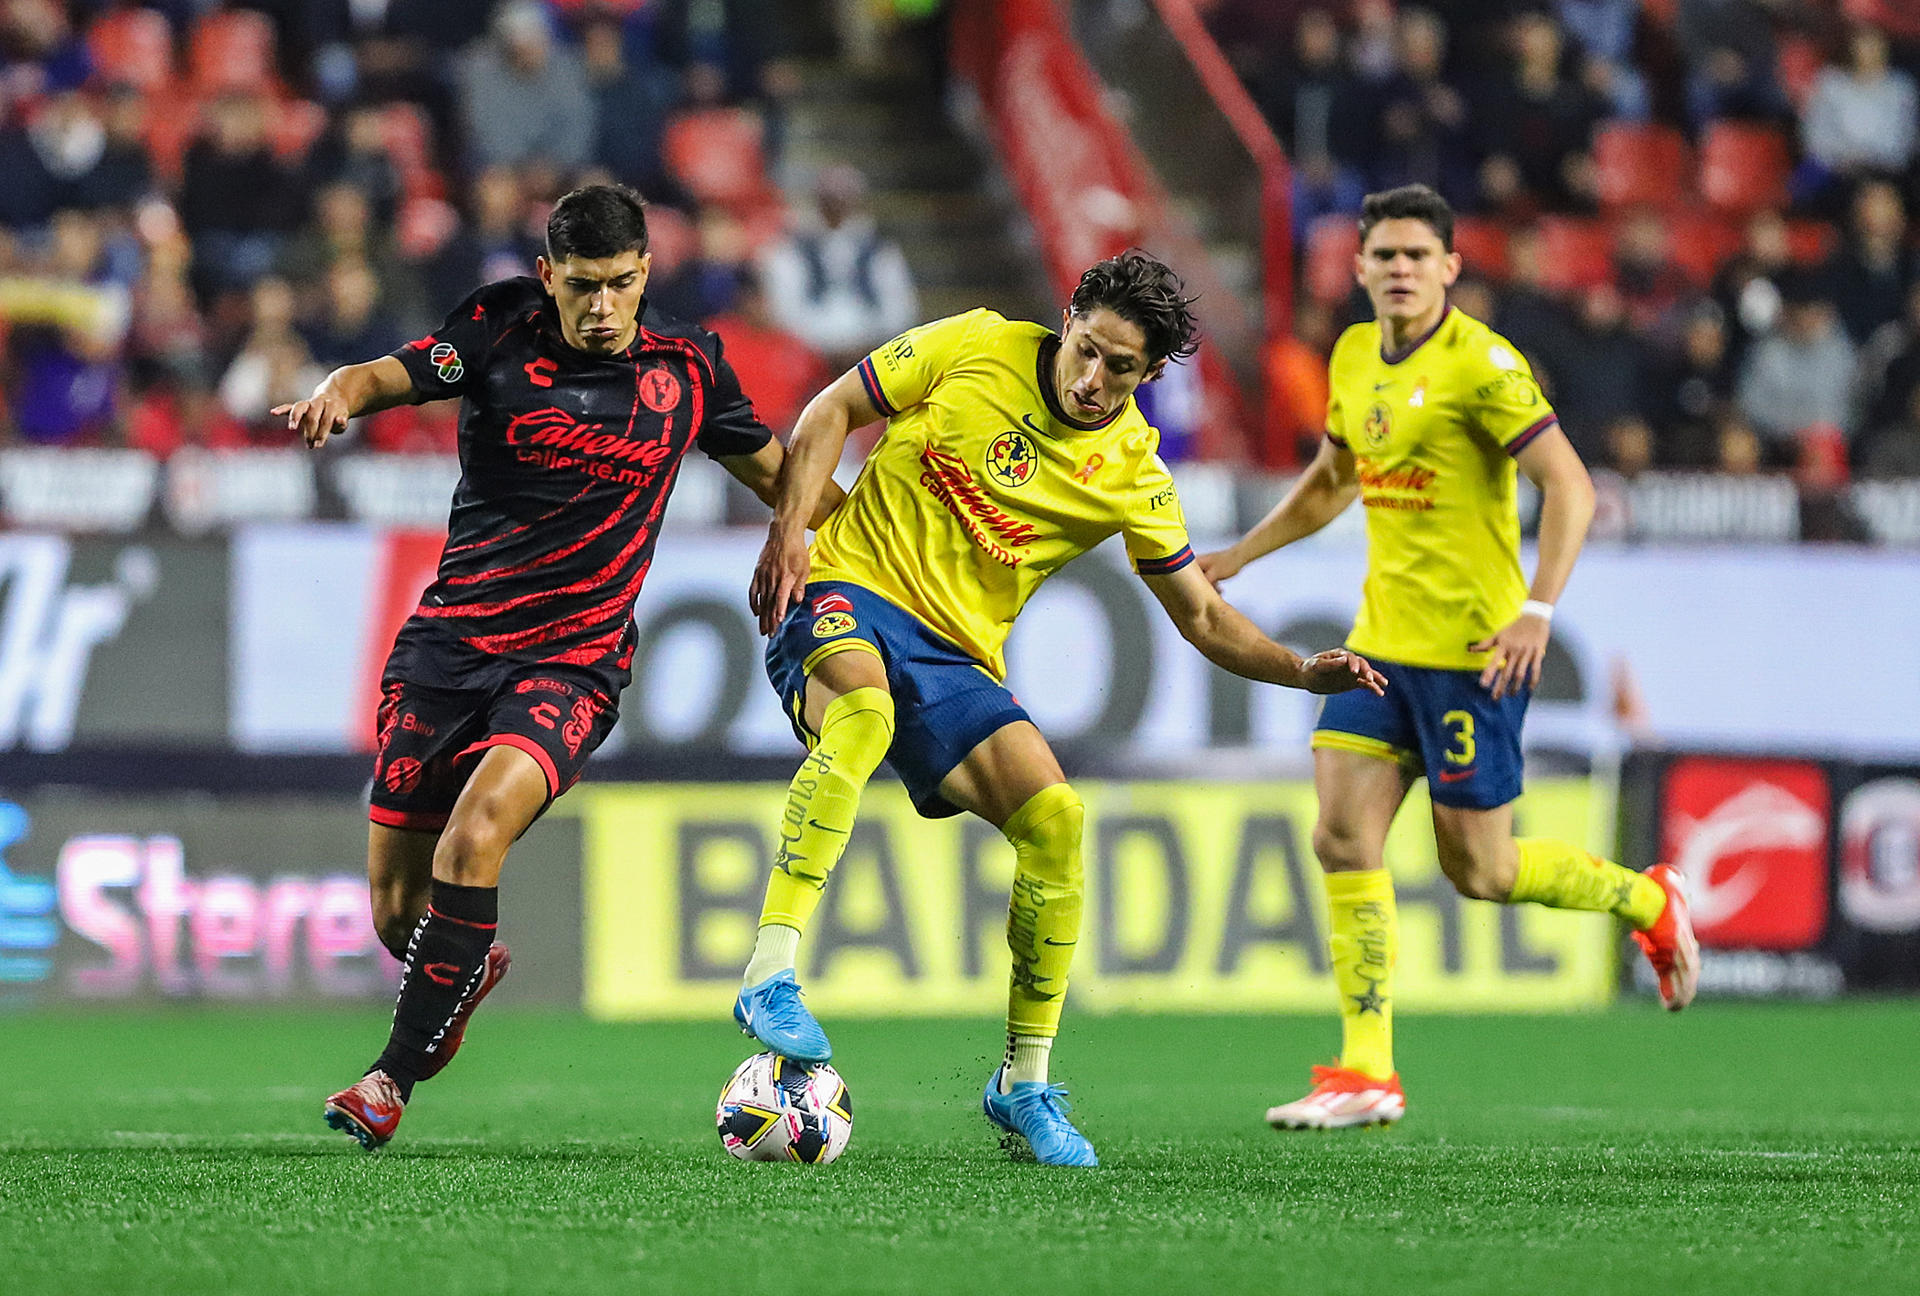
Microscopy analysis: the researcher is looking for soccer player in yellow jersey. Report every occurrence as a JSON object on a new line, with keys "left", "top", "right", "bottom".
{"left": 733, "top": 251, "right": 1387, "bottom": 1165}
{"left": 1201, "top": 185, "right": 1701, "bottom": 1131}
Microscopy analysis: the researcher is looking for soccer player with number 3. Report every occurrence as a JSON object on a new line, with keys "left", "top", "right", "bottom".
{"left": 1201, "top": 185, "right": 1700, "bottom": 1131}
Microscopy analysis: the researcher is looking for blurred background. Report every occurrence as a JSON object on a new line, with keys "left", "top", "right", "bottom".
{"left": 0, "top": 0, "right": 1915, "bottom": 1026}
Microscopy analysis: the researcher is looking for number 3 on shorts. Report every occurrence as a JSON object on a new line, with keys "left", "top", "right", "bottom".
{"left": 1441, "top": 709, "right": 1476, "bottom": 766}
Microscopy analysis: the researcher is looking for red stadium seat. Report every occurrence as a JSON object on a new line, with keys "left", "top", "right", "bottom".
{"left": 1699, "top": 122, "right": 1790, "bottom": 214}
{"left": 1660, "top": 210, "right": 1743, "bottom": 284}
{"left": 88, "top": 8, "right": 174, "bottom": 92}
{"left": 1776, "top": 34, "right": 1824, "bottom": 110}
{"left": 189, "top": 9, "right": 276, "bottom": 94}
{"left": 141, "top": 88, "right": 202, "bottom": 184}
{"left": 377, "top": 102, "right": 445, "bottom": 200}
{"left": 1534, "top": 217, "right": 1614, "bottom": 293}
{"left": 664, "top": 108, "right": 772, "bottom": 209}
{"left": 1785, "top": 219, "right": 1836, "bottom": 265}
{"left": 1451, "top": 217, "right": 1508, "bottom": 278}
{"left": 1593, "top": 122, "right": 1690, "bottom": 210}
{"left": 268, "top": 99, "right": 328, "bottom": 162}
{"left": 1303, "top": 215, "right": 1359, "bottom": 304}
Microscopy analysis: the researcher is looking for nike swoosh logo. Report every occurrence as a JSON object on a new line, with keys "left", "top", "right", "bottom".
{"left": 1021, "top": 413, "right": 1048, "bottom": 436}
{"left": 1437, "top": 769, "right": 1475, "bottom": 782}
{"left": 805, "top": 820, "right": 846, "bottom": 834}
{"left": 1041, "top": 937, "right": 1077, "bottom": 946}
{"left": 1373, "top": 382, "right": 1392, "bottom": 391}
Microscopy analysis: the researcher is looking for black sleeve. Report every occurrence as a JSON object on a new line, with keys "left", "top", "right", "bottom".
{"left": 696, "top": 329, "right": 776, "bottom": 459}
{"left": 389, "top": 283, "right": 501, "bottom": 403}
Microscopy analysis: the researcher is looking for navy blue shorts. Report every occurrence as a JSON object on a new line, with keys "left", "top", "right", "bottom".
{"left": 765, "top": 581, "right": 1031, "bottom": 819}
{"left": 1313, "top": 657, "right": 1530, "bottom": 809}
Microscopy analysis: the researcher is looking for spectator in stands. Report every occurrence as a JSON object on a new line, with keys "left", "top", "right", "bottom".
{"left": 459, "top": 2, "right": 594, "bottom": 172}
{"left": 280, "top": 180, "right": 425, "bottom": 334}
{"left": 1737, "top": 274, "right": 1858, "bottom": 453}
{"left": 1554, "top": 0, "right": 1649, "bottom": 119}
{"left": 0, "top": 0, "right": 90, "bottom": 104}
{"left": 72, "top": 84, "right": 155, "bottom": 214}
{"left": 1643, "top": 301, "right": 1735, "bottom": 467}
{"left": 1820, "top": 179, "right": 1918, "bottom": 346}
{"left": 760, "top": 163, "right": 918, "bottom": 371}
{"left": 581, "top": 15, "right": 673, "bottom": 198}
{"left": 180, "top": 93, "right": 303, "bottom": 299}
{"left": 1474, "top": 11, "right": 1605, "bottom": 213}
{"left": 0, "top": 208, "right": 128, "bottom": 445}
{"left": 1714, "top": 411, "right": 1766, "bottom": 474}
{"left": 1261, "top": 296, "right": 1335, "bottom": 469}
{"left": 1535, "top": 283, "right": 1646, "bottom": 461}
{"left": 1858, "top": 280, "right": 1920, "bottom": 434}
{"left": 707, "top": 265, "right": 829, "bottom": 436}
{"left": 1262, "top": 9, "right": 1368, "bottom": 226}
{"left": 127, "top": 219, "right": 207, "bottom": 390}
{"left": 1858, "top": 382, "right": 1920, "bottom": 477}
{"left": 423, "top": 165, "right": 542, "bottom": 307}
{"left": 1800, "top": 25, "right": 1917, "bottom": 195}
{"left": 1603, "top": 413, "right": 1655, "bottom": 478}
{"left": 1366, "top": 8, "right": 1475, "bottom": 205}
{"left": 309, "top": 107, "right": 403, "bottom": 225}
{"left": 1613, "top": 208, "right": 1691, "bottom": 334}
{"left": 218, "top": 275, "right": 323, "bottom": 433}
{"left": 1676, "top": 0, "right": 1785, "bottom": 126}
{"left": 1712, "top": 208, "right": 1793, "bottom": 370}
{"left": 1490, "top": 224, "right": 1577, "bottom": 368}
{"left": 303, "top": 256, "right": 403, "bottom": 372}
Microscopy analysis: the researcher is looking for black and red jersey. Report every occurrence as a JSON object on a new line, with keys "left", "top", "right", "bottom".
{"left": 382, "top": 275, "right": 771, "bottom": 694}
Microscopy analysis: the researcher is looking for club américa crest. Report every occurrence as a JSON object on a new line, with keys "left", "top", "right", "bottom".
{"left": 986, "top": 428, "right": 1038, "bottom": 488}
{"left": 1362, "top": 401, "right": 1392, "bottom": 450}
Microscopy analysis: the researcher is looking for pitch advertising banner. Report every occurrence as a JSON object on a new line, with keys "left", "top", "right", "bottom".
{"left": 0, "top": 794, "right": 582, "bottom": 1004}
{"left": 572, "top": 778, "right": 1615, "bottom": 1021}
{"left": 225, "top": 526, "right": 1920, "bottom": 763}
{"left": 1621, "top": 753, "right": 1920, "bottom": 995}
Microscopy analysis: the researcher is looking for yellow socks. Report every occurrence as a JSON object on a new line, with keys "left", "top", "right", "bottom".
{"left": 1325, "top": 868, "right": 1398, "bottom": 1081}
{"left": 1002, "top": 784, "right": 1085, "bottom": 1046}
{"left": 1510, "top": 837, "right": 1666, "bottom": 930}
{"left": 746, "top": 686, "right": 894, "bottom": 985}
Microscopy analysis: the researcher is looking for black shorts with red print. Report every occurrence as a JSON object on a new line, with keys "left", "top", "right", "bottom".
{"left": 368, "top": 667, "right": 619, "bottom": 832}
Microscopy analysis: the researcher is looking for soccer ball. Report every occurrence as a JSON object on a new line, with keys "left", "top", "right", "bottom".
{"left": 715, "top": 1052, "right": 853, "bottom": 1163}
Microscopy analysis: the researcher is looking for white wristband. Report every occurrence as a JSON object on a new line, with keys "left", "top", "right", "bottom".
{"left": 1521, "top": 600, "right": 1555, "bottom": 622}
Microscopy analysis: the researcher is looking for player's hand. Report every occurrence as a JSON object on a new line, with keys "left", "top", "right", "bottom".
{"left": 1196, "top": 548, "right": 1242, "bottom": 589}
{"left": 272, "top": 386, "right": 351, "bottom": 450}
{"left": 1471, "top": 611, "right": 1551, "bottom": 700}
{"left": 750, "top": 523, "right": 810, "bottom": 635}
{"left": 1299, "top": 649, "right": 1387, "bottom": 696}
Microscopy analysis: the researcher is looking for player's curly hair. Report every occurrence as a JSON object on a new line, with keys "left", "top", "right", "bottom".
{"left": 547, "top": 184, "right": 650, "bottom": 261}
{"left": 1069, "top": 250, "right": 1201, "bottom": 365}
{"left": 1359, "top": 184, "right": 1455, "bottom": 251}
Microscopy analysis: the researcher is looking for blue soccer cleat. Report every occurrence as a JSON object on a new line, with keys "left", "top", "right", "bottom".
{"left": 982, "top": 1065, "right": 1099, "bottom": 1167}
{"left": 733, "top": 969, "right": 831, "bottom": 1063}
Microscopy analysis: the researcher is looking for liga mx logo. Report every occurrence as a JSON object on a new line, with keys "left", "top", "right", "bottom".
{"left": 986, "top": 429, "right": 1037, "bottom": 488}
{"left": 429, "top": 342, "right": 463, "bottom": 384}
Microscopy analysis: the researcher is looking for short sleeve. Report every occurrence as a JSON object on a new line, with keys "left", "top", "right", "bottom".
{"left": 696, "top": 330, "right": 776, "bottom": 459}
{"left": 1471, "top": 336, "right": 1559, "bottom": 455}
{"left": 391, "top": 284, "right": 501, "bottom": 402}
{"left": 856, "top": 311, "right": 979, "bottom": 416}
{"left": 1122, "top": 452, "right": 1195, "bottom": 576}
{"left": 1323, "top": 373, "right": 1349, "bottom": 448}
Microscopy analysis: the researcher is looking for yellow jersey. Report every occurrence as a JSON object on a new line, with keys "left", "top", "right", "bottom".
{"left": 1325, "top": 305, "right": 1559, "bottom": 671}
{"left": 812, "top": 309, "right": 1193, "bottom": 679}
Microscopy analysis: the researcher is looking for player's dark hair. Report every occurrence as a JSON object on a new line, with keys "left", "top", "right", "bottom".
{"left": 1068, "top": 249, "right": 1201, "bottom": 365}
{"left": 546, "top": 183, "right": 650, "bottom": 261}
{"left": 1359, "top": 184, "right": 1455, "bottom": 251}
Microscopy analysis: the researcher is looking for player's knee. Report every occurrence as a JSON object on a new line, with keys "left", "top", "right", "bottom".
{"left": 1005, "top": 785, "right": 1084, "bottom": 888}
{"left": 1312, "top": 820, "right": 1379, "bottom": 874}
{"left": 437, "top": 797, "right": 521, "bottom": 879}
{"left": 1435, "top": 839, "right": 1508, "bottom": 901}
{"left": 818, "top": 686, "right": 895, "bottom": 777}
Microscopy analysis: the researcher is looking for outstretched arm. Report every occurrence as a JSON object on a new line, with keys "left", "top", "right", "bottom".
{"left": 1198, "top": 436, "right": 1359, "bottom": 585}
{"left": 1142, "top": 563, "right": 1387, "bottom": 694}
{"left": 748, "top": 367, "right": 883, "bottom": 634}
{"left": 719, "top": 439, "right": 847, "bottom": 528}
{"left": 272, "top": 356, "right": 416, "bottom": 450}
{"left": 1471, "top": 425, "right": 1594, "bottom": 699}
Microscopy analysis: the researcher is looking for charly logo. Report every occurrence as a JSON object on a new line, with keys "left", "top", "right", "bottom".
{"left": 986, "top": 429, "right": 1038, "bottom": 488}
{"left": 639, "top": 366, "right": 682, "bottom": 413}
{"left": 430, "top": 342, "right": 463, "bottom": 384}
{"left": 1362, "top": 401, "right": 1392, "bottom": 450}
{"left": 811, "top": 612, "right": 857, "bottom": 638}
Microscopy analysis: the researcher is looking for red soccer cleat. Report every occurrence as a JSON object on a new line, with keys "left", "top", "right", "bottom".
{"left": 418, "top": 942, "right": 512, "bottom": 1080}
{"left": 1632, "top": 864, "right": 1700, "bottom": 1011}
{"left": 323, "top": 1070, "right": 406, "bottom": 1150}
{"left": 1265, "top": 1064, "right": 1406, "bottom": 1130}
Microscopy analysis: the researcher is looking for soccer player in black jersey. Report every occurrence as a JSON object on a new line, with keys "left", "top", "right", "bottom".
{"left": 276, "top": 185, "right": 839, "bottom": 1150}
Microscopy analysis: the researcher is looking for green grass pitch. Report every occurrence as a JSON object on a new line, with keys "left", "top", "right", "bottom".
{"left": 3, "top": 1003, "right": 1915, "bottom": 1295}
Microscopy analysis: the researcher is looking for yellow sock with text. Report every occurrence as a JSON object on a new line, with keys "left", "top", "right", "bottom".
{"left": 1509, "top": 838, "right": 1666, "bottom": 930}
{"left": 746, "top": 687, "right": 894, "bottom": 985}
{"left": 1002, "top": 784, "right": 1085, "bottom": 1047}
{"left": 1325, "top": 868, "right": 1398, "bottom": 1081}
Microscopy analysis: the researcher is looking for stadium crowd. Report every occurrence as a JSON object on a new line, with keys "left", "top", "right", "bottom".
{"left": 0, "top": 0, "right": 923, "bottom": 460}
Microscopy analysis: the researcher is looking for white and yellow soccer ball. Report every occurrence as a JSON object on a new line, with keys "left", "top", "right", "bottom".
{"left": 715, "top": 1051, "right": 853, "bottom": 1163}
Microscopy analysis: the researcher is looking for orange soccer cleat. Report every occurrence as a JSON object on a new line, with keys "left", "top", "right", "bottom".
{"left": 1265, "top": 1064, "right": 1406, "bottom": 1130}
{"left": 1632, "top": 864, "right": 1700, "bottom": 1011}
{"left": 323, "top": 1070, "right": 406, "bottom": 1150}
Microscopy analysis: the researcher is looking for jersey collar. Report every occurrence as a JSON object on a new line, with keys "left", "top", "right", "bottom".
{"left": 1379, "top": 303, "right": 1452, "bottom": 365}
{"left": 1035, "top": 335, "right": 1127, "bottom": 431}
